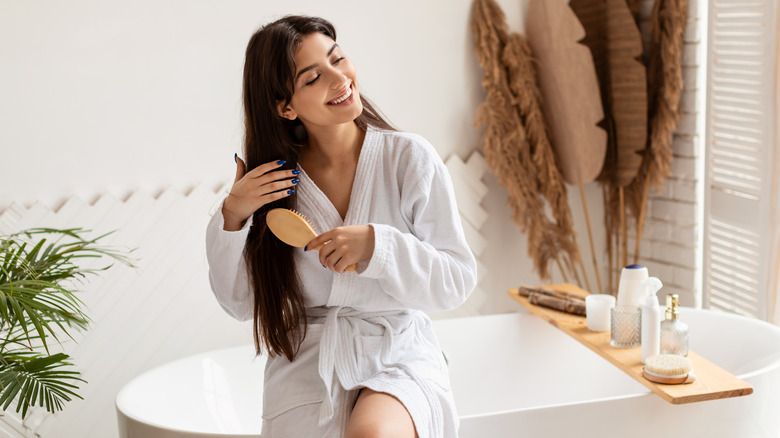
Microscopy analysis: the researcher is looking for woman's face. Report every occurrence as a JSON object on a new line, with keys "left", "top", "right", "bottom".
{"left": 280, "top": 32, "right": 363, "bottom": 128}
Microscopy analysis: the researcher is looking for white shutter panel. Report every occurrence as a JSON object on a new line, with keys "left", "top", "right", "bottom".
{"left": 704, "top": 0, "right": 778, "bottom": 319}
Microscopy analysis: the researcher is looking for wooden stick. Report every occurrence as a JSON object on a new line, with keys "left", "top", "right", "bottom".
{"left": 556, "top": 258, "right": 570, "bottom": 284}
{"left": 572, "top": 246, "right": 591, "bottom": 292}
{"left": 614, "top": 228, "right": 621, "bottom": 295}
{"left": 528, "top": 290, "right": 586, "bottom": 316}
{"left": 620, "top": 186, "right": 628, "bottom": 268}
{"left": 603, "top": 185, "right": 614, "bottom": 294}
{"left": 565, "top": 254, "right": 583, "bottom": 289}
{"left": 579, "top": 258, "right": 592, "bottom": 293}
{"left": 517, "top": 285, "right": 586, "bottom": 302}
{"left": 634, "top": 177, "right": 651, "bottom": 264}
{"left": 579, "top": 184, "right": 603, "bottom": 293}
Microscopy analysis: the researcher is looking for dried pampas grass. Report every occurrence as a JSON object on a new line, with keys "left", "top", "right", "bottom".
{"left": 503, "top": 32, "right": 583, "bottom": 283}
{"left": 631, "top": 0, "right": 689, "bottom": 263}
{"left": 645, "top": 0, "right": 688, "bottom": 190}
{"left": 471, "top": 0, "right": 582, "bottom": 281}
{"left": 578, "top": 0, "right": 688, "bottom": 277}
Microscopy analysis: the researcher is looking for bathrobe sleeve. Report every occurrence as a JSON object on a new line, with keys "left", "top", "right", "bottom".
{"left": 205, "top": 202, "right": 254, "bottom": 321}
{"left": 359, "top": 138, "right": 477, "bottom": 312}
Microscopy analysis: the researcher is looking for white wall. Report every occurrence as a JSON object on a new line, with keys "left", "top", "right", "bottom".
{"left": 0, "top": 0, "right": 565, "bottom": 311}
{"left": 0, "top": 0, "right": 491, "bottom": 205}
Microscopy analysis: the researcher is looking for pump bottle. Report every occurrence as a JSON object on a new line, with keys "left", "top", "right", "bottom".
{"left": 641, "top": 277, "right": 663, "bottom": 364}
{"left": 660, "top": 294, "right": 689, "bottom": 356}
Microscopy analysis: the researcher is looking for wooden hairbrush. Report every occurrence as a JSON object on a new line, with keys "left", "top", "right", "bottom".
{"left": 266, "top": 208, "right": 356, "bottom": 272}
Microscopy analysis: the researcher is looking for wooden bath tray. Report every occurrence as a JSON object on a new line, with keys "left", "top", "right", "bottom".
{"left": 507, "top": 284, "right": 753, "bottom": 404}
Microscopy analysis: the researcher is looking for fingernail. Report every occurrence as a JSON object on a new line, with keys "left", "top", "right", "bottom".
{"left": 287, "top": 189, "right": 295, "bottom": 195}
{"left": 277, "top": 160, "right": 286, "bottom": 165}
{"left": 291, "top": 179, "right": 300, "bottom": 184}
{"left": 322, "top": 264, "right": 327, "bottom": 269}
{"left": 292, "top": 170, "right": 301, "bottom": 175}
{"left": 304, "top": 245, "right": 308, "bottom": 251}
{"left": 234, "top": 153, "right": 237, "bottom": 163}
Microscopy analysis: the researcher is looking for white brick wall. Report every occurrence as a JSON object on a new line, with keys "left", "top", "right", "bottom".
{"left": 630, "top": 0, "right": 703, "bottom": 307}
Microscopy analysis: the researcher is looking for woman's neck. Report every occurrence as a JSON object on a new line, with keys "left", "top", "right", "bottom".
{"left": 301, "top": 121, "right": 364, "bottom": 167}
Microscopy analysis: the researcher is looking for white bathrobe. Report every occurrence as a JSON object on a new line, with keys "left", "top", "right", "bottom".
{"left": 206, "top": 127, "right": 477, "bottom": 437}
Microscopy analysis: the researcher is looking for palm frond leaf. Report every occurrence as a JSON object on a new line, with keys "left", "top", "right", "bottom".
{"left": 0, "top": 352, "right": 85, "bottom": 418}
{"left": 0, "top": 227, "right": 135, "bottom": 417}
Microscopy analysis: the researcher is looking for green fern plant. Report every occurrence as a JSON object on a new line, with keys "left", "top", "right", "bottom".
{"left": 0, "top": 227, "right": 135, "bottom": 418}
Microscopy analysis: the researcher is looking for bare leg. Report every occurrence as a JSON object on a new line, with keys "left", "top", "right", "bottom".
{"left": 345, "top": 388, "right": 417, "bottom": 438}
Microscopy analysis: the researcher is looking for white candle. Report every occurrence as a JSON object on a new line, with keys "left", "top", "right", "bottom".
{"left": 585, "top": 294, "right": 615, "bottom": 332}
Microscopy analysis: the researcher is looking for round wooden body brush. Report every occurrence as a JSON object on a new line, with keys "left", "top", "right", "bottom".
{"left": 643, "top": 354, "right": 696, "bottom": 384}
{"left": 266, "top": 208, "right": 357, "bottom": 272}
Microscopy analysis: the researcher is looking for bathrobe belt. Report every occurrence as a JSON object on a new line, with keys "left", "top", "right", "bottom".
{"left": 306, "top": 306, "right": 443, "bottom": 433}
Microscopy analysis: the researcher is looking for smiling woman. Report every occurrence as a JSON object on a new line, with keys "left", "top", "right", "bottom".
{"left": 205, "top": 15, "right": 477, "bottom": 438}
{"left": 278, "top": 34, "right": 363, "bottom": 128}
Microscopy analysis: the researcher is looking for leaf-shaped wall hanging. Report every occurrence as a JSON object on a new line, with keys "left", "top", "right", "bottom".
{"left": 525, "top": 0, "right": 607, "bottom": 186}
{"left": 525, "top": 0, "right": 609, "bottom": 292}
{"left": 570, "top": 0, "right": 648, "bottom": 276}
{"left": 626, "top": 0, "right": 644, "bottom": 22}
{"left": 571, "top": 0, "right": 647, "bottom": 188}
{"left": 606, "top": 0, "right": 648, "bottom": 187}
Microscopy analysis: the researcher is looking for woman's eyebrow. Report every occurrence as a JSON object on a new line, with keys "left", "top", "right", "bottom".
{"left": 295, "top": 43, "right": 340, "bottom": 81}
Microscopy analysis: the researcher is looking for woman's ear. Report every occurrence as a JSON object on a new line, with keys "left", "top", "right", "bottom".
{"left": 277, "top": 101, "right": 298, "bottom": 120}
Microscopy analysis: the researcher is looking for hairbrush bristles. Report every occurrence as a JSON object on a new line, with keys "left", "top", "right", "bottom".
{"left": 290, "top": 209, "right": 316, "bottom": 230}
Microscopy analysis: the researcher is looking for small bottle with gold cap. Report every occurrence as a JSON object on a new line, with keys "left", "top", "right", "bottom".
{"left": 660, "top": 294, "right": 689, "bottom": 356}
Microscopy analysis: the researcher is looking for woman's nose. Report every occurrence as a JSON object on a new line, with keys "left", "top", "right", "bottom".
{"left": 330, "top": 76, "right": 348, "bottom": 89}
{"left": 326, "top": 69, "right": 348, "bottom": 88}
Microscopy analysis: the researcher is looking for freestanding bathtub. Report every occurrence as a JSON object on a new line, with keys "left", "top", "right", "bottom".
{"left": 116, "top": 308, "right": 780, "bottom": 437}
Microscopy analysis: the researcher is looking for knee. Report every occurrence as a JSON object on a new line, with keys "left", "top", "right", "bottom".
{"left": 345, "top": 420, "right": 413, "bottom": 438}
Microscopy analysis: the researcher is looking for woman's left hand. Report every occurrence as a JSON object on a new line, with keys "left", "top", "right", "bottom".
{"left": 305, "top": 225, "right": 374, "bottom": 273}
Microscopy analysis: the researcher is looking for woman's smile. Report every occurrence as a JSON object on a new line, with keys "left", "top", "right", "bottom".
{"left": 327, "top": 84, "right": 354, "bottom": 105}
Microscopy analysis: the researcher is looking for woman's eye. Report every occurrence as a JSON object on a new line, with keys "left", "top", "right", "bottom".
{"left": 303, "top": 57, "right": 345, "bottom": 86}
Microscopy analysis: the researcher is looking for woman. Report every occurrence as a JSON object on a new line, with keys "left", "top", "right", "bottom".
{"left": 206, "top": 15, "right": 476, "bottom": 437}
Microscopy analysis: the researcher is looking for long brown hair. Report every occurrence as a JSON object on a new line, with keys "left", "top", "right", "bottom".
{"left": 242, "top": 15, "right": 394, "bottom": 361}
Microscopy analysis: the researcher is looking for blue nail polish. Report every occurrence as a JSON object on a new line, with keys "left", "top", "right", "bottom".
{"left": 234, "top": 153, "right": 237, "bottom": 163}
{"left": 287, "top": 189, "right": 295, "bottom": 195}
{"left": 304, "top": 245, "right": 308, "bottom": 251}
{"left": 292, "top": 170, "right": 301, "bottom": 175}
{"left": 292, "top": 179, "right": 300, "bottom": 184}
{"left": 277, "top": 160, "right": 287, "bottom": 165}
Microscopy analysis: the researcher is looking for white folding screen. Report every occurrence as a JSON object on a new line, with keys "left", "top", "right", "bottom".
{"left": 704, "top": 0, "right": 779, "bottom": 319}
{"left": 0, "top": 186, "right": 253, "bottom": 438}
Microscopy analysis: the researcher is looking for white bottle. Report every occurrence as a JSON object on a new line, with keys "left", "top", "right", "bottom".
{"left": 641, "top": 277, "right": 663, "bottom": 364}
{"left": 617, "top": 264, "right": 649, "bottom": 308}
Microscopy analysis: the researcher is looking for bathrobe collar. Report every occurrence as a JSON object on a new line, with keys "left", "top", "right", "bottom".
{"left": 295, "top": 126, "right": 381, "bottom": 307}
{"left": 296, "top": 126, "right": 379, "bottom": 230}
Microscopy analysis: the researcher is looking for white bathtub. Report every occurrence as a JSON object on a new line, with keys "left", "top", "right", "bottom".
{"left": 116, "top": 308, "right": 780, "bottom": 437}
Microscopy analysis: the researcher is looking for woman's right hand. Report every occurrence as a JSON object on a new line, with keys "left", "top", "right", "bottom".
{"left": 222, "top": 157, "right": 299, "bottom": 231}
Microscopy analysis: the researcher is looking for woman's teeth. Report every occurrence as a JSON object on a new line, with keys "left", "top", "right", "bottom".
{"left": 329, "top": 87, "right": 352, "bottom": 105}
